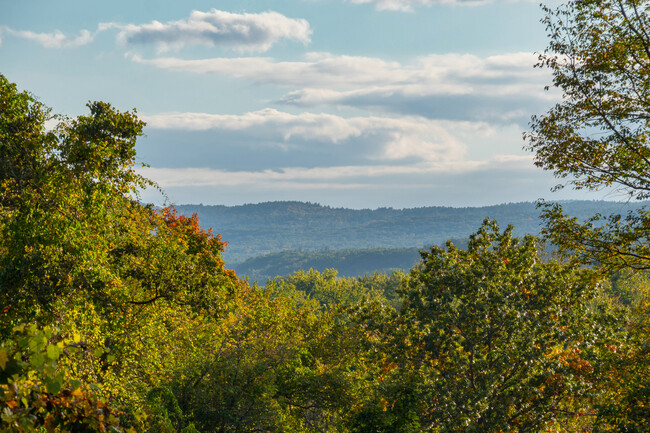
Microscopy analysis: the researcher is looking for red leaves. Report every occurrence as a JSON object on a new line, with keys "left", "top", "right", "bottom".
{"left": 157, "top": 206, "right": 228, "bottom": 251}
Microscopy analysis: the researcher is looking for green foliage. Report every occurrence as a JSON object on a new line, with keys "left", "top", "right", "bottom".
{"left": 266, "top": 268, "right": 386, "bottom": 308}
{"left": 356, "top": 270, "right": 406, "bottom": 309}
{"left": 537, "top": 201, "right": 650, "bottom": 272}
{"left": 607, "top": 268, "right": 650, "bottom": 307}
{"left": 144, "top": 387, "right": 190, "bottom": 433}
{"left": 0, "top": 73, "right": 150, "bottom": 325}
{"left": 0, "top": 324, "right": 123, "bottom": 433}
{"left": 588, "top": 270, "right": 650, "bottom": 432}
{"left": 526, "top": 0, "right": 650, "bottom": 271}
{"left": 527, "top": 3, "right": 650, "bottom": 428}
{"left": 527, "top": 0, "right": 650, "bottom": 197}
{"left": 0, "top": 74, "right": 245, "bottom": 426}
{"left": 158, "top": 286, "right": 372, "bottom": 432}
{"left": 353, "top": 220, "right": 610, "bottom": 432}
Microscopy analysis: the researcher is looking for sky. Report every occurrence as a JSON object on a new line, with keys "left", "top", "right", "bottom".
{"left": 0, "top": 0, "right": 614, "bottom": 208}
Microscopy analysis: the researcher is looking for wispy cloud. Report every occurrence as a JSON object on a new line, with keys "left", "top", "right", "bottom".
{"left": 347, "top": 0, "right": 534, "bottom": 12}
{"left": 132, "top": 51, "right": 553, "bottom": 122}
{"left": 140, "top": 155, "right": 534, "bottom": 188}
{"left": 115, "top": 9, "right": 311, "bottom": 52}
{"left": 130, "top": 52, "right": 409, "bottom": 86}
{"left": 0, "top": 26, "right": 96, "bottom": 48}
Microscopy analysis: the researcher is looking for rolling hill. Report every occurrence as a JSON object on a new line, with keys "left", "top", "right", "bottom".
{"left": 175, "top": 200, "right": 648, "bottom": 279}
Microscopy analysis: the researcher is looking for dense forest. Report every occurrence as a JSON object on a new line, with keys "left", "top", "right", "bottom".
{"left": 1, "top": 1, "right": 650, "bottom": 432}
{"left": 233, "top": 247, "right": 422, "bottom": 283}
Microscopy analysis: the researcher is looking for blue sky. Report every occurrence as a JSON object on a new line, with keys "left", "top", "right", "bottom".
{"left": 1, "top": 0, "right": 610, "bottom": 208}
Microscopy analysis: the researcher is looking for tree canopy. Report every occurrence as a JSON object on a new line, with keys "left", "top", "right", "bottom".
{"left": 526, "top": 0, "right": 650, "bottom": 271}
{"left": 0, "top": 74, "right": 246, "bottom": 428}
{"left": 528, "top": 0, "right": 650, "bottom": 198}
{"left": 349, "top": 220, "right": 613, "bottom": 432}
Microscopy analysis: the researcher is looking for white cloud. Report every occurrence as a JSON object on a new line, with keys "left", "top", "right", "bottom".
{"left": 116, "top": 9, "right": 311, "bottom": 52}
{"left": 0, "top": 26, "right": 96, "bottom": 48}
{"left": 142, "top": 109, "right": 494, "bottom": 163}
{"left": 137, "top": 108, "right": 537, "bottom": 207}
{"left": 0, "top": 9, "right": 310, "bottom": 52}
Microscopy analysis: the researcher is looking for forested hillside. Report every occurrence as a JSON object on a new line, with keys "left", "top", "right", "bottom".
{"left": 233, "top": 247, "right": 422, "bottom": 283}
{"left": 177, "top": 200, "right": 648, "bottom": 264}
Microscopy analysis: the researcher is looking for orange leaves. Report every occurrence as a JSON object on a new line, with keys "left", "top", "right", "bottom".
{"left": 381, "top": 361, "right": 398, "bottom": 374}
{"left": 546, "top": 346, "right": 594, "bottom": 377}
{"left": 156, "top": 205, "right": 228, "bottom": 253}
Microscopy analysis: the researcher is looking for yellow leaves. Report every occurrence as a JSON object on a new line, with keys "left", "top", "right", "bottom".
{"left": 0, "top": 349, "right": 7, "bottom": 370}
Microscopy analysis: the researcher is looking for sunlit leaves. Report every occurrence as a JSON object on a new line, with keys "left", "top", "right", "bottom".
{"left": 527, "top": 0, "right": 650, "bottom": 198}
{"left": 0, "top": 74, "right": 247, "bottom": 426}
{"left": 359, "top": 220, "right": 608, "bottom": 432}
{"left": 0, "top": 324, "right": 123, "bottom": 433}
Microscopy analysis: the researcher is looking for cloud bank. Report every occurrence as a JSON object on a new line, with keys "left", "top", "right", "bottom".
{"left": 142, "top": 109, "right": 488, "bottom": 163}
{"left": 132, "top": 51, "right": 545, "bottom": 91}
{"left": 132, "top": 52, "right": 553, "bottom": 123}
{"left": 140, "top": 155, "right": 533, "bottom": 189}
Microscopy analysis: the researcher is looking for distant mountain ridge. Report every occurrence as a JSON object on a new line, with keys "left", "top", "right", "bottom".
{"left": 233, "top": 247, "right": 423, "bottom": 284}
{"left": 176, "top": 200, "right": 649, "bottom": 265}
